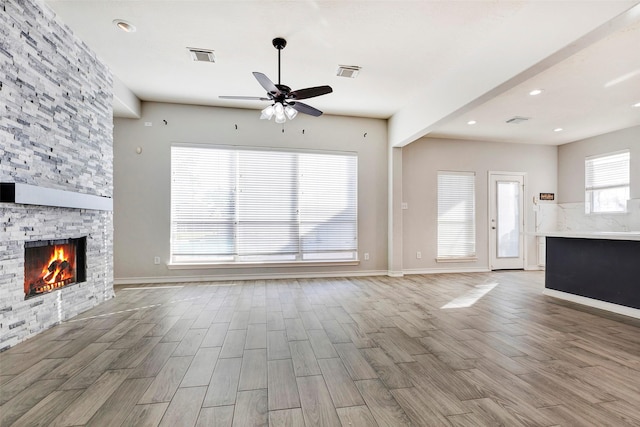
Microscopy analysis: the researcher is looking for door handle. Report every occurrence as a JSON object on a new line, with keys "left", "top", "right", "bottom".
{"left": 491, "top": 226, "right": 496, "bottom": 230}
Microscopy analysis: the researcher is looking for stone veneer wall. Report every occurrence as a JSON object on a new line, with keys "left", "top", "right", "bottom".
{"left": 0, "top": 0, "right": 114, "bottom": 350}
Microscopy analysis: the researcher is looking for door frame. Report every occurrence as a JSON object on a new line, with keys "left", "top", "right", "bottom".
{"left": 488, "top": 171, "right": 527, "bottom": 270}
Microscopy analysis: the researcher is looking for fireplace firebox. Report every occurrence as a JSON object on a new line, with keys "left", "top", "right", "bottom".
{"left": 24, "top": 237, "right": 86, "bottom": 299}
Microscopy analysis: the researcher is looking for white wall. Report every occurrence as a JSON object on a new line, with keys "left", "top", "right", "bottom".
{"left": 113, "top": 102, "right": 388, "bottom": 282}
{"left": 115, "top": 104, "right": 640, "bottom": 280}
{"left": 401, "top": 137, "right": 557, "bottom": 272}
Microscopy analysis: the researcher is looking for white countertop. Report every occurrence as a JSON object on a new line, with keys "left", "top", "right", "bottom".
{"left": 533, "top": 231, "right": 640, "bottom": 241}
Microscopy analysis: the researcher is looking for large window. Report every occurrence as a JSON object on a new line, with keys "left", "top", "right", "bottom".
{"left": 437, "top": 171, "right": 476, "bottom": 259}
{"left": 585, "top": 150, "right": 630, "bottom": 214}
{"left": 171, "top": 145, "right": 357, "bottom": 264}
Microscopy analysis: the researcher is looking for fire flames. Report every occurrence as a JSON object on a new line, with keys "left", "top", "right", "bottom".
{"left": 31, "top": 245, "right": 73, "bottom": 294}
{"left": 42, "top": 246, "right": 69, "bottom": 284}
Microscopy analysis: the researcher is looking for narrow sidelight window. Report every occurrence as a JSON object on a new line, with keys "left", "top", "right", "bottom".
{"left": 437, "top": 171, "right": 476, "bottom": 259}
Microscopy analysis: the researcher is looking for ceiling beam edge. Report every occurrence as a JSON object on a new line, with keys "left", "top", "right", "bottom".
{"left": 113, "top": 74, "right": 141, "bottom": 119}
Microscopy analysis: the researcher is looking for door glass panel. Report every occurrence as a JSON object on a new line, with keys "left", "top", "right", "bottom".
{"left": 497, "top": 181, "right": 520, "bottom": 258}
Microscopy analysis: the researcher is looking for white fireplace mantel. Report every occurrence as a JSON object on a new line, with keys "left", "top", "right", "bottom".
{"left": 0, "top": 183, "right": 112, "bottom": 211}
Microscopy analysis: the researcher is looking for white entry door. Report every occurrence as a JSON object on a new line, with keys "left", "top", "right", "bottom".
{"left": 489, "top": 173, "right": 525, "bottom": 270}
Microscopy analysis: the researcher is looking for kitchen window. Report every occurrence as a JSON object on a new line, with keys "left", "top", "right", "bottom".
{"left": 585, "top": 150, "right": 630, "bottom": 214}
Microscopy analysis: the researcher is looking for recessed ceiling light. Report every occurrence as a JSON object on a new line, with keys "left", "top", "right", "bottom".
{"left": 633, "top": 102, "right": 640, "bottom": 108}
{"left": 529, "top": 89, "right": 543, "bottom": 96}
{"left": 553, "top": 128, "right": 563, "bottom": 132}
{"left": 467, "top": 120, "right": 477, "bottom": 125}
{"left": 113, "top": 19, "right": 136, "bottom": 33}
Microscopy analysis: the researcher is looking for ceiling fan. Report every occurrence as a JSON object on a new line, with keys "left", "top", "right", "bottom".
{"left": 220, "top": 38, "right": 333, "bottom": 122}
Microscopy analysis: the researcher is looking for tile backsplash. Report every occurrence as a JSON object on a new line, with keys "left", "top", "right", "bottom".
{"left": 536, "top": 198, "right": 640, "bottom": 233}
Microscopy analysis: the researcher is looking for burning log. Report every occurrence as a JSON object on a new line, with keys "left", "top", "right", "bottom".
{"left": 56, "top": 260, "right": 70, "bottom": 282}
{"left": 43, "top": 260, "right": 59, "bottom": 282}
{"left": 43, "top": 258, "right": 71, "bottom": 284}
{"left": 43, "top": 270, "right": 55, "bottom": 283}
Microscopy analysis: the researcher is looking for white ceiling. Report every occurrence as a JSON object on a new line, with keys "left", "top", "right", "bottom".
{"left": 45, "top": 0, "right": 640, "bottom": 147}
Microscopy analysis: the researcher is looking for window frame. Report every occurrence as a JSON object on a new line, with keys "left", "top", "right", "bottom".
{"left": 436, "top": 170, "right": 477, "bottom": 262}
{"left": 169, "top": 143, "right": 359, "bottom": 267}
{"left": 585, "top": 149, "right": 630, "bottom": 215}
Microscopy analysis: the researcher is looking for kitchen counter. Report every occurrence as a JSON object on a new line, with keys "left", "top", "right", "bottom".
{"left": 541, "top": 233, "right": 640, "bottom": 319}
{"left": 533, "top": 231, "right": 640, "bottom": 241}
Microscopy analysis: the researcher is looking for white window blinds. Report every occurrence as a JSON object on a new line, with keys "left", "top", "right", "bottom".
{"left": 171, "top": 145, "right": 358, "bottom": 264}
{"left": 437, "top": 171, "right": 476, "bottom": 259}
{"left": 585, "top": 150, "right": 630, "bottom": 214}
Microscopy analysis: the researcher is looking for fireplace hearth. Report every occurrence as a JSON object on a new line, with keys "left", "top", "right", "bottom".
{"left": 24, "top": 237, "right": 87, "bottom": 299}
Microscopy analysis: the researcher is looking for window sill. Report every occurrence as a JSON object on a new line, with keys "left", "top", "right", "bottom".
{"left": 168, "top": 260, "right": 360, "bottom": 270}
{"left": 586, "top": 211, "right": 628, "bottom": 216}
{"left": 436, "top": 257, "right": 478, "bottom": 263}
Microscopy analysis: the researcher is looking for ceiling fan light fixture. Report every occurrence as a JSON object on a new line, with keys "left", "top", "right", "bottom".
{"left": 285, "top": 105, "right": 298, "bottom": 120}
{"left": 260, "top": 105, "right": 275, "bottom": 120}
{"left": 274, "top": 102, "right": 284, "bottom": 115}
{"left": 222, "top": 38, "right": 330, "bottom": 122}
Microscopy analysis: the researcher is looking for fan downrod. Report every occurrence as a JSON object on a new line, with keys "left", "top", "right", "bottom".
{"left": 272, "top": 37, "right": 287, "bottom": 50}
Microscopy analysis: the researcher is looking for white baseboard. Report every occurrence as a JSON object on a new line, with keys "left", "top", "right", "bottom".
{"left": 543, "top": 289, "right": 640, "bottom": 320}
{"left": 387, "top": 271, "right": 404, "bottom": 277}
{"left": 525, "top": 265, "right": 545, "bottom": 271}
{"left": 402, "top": 267, "right": 490, "bottom": 275}
{"left": 114, "top": 269, "right": 388, "bottom": 285}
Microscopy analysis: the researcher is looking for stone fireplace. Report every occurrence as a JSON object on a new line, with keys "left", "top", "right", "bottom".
{"left": 0, "top": 0, "right": 114, "bottom": 350}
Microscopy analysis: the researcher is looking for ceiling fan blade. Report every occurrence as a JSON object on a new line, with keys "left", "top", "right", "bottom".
{"left": 219, "top": 95, "right": 271, "bottom": 101}
{"left": 253, "top": 72, "right": 281, "bottom": 96}
{"left": 289, "top": 85, "right": 333, "bottom": 100}
{"left": 289, "top": 101, "right": 323, "bottom": 117}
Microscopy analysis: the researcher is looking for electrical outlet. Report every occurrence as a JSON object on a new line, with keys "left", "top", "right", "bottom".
{"left": 154, "top": 256, "right": 160, "bottom": 265}
{"left": 416, "top": 251, "right": 422, "bottom": 259}
{"left": 364, "top": 252, "right": 370, "bottom": 261}
{"left": 401, "top": 202, "right": 408, "bottom": 209}
{"left": 144, "top": 122, "right": 152, "bottom": 127}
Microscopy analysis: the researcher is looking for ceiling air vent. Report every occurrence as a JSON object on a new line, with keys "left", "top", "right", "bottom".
{"left": 188, "top": 48, "right": 215, "bottom": 63}
{"left": 336, "top": 65, "right": 361, "bottom": 78}
{"left": 506, "top": 116, "right": 530, "bottom": 124}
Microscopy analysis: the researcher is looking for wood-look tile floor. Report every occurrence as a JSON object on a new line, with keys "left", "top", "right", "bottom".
{"left": 1, "top": 271, "right": 639, "bottom": 426}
